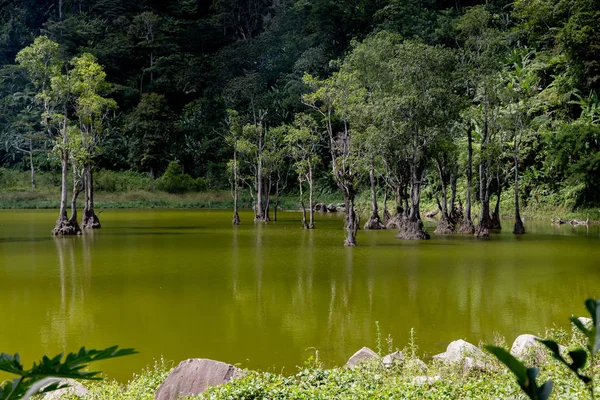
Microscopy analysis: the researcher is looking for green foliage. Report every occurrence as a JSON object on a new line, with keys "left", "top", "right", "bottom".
{"left": 0, "top": 346, "right": 136, "bottom": 400}
{"left": 487, "top": 299, "right": 600, "bottom": 400}
{"left": 94, "top": 169, "right": 152, "bottom": 192}
{"left": 485, "top": 346, "right": 553, "bottom": 400}
{"left": 156, "top": 161, "right": 206, "bottom": 194}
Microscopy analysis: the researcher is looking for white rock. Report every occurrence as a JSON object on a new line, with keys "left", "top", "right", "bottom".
{"left": 577, "top": 317, "right": 593, "bottom": 328}
{"left": 346, "top": 347, "right": 378, "bottom": 368}
{"left": 510, "top": 334, "right": 541, "bottom": 359}
{"left": 382, "top": 351, "right": 404, "bottom": 368}
{"left": 43, "top": 379, "right": 88, "bottom": 399}
{"left": 433, "top": 339, "right": 484, "bottom": 363}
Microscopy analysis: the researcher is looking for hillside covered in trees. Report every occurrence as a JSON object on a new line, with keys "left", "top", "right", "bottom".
{"left": 0, "top": 0, "right": 599, "bottom": 242}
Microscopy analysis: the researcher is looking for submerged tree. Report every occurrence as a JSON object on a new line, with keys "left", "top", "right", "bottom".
{"left": 501, "top": 49, "right": 539, "bottom": 235}
{"left": 16, "top": 36, "right": 81, "bottom": 235}
{"left": 303, "top": 73, "right": 360, "bottom": 246}
{"left": 284, "top": 113, "right": 320, "bottom": 229}
{"left": 226, "top": 109, "right": 242, "bottom": 225}
{"left": 71, "top": 53, "right": 117, "bottom": 229}
{"left": 385, "top": 40, "right": 460, "bottom": 240}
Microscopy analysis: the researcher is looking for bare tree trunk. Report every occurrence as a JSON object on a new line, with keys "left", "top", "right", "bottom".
{"left": 29, "top": 138, "right": 36, "bottom": 189}
{"left": 82, "top": 166, "right": 101, "bottom": 229}
{"left": 476, "top": 100, "right": 493, "bottom": 237}
{"left": 460, "top": 127, "right": 475, "bottom": 234}
{"left": 398, "top": 144, "right": 429, "bottom": 240}
{"left": 52, "top": 117, "right": 80, "bottom": 236}
{"left": 255, "top": 155, "right": 264, "bottom": 221}
{"left": 364, "top": 164, "right": 384, "bottom": 230}
{"left": 70, "top": 163, "right": 80, "bottom": 226}
{"left": 263, "top": 176, "right": 271, "bottom": 222}
{"left": 434, "top": 159, "right": 455, "bottom": 235}
{"left": 513, "top": 138, "right": 525, "bottom": 234}
{"left": 344, "top": 194, "right": 357, "bottom": 246}
{"left": 398, "top": 165, "right": 429, "bottom": 240}
{"left": 382, "top": 188, "right": 390, "bottom": 225}
{"left": 490, "top": 171, "right": 502, "bottom": 230}
{"left": 308, "top": 158, "right": 315, "bottom": 229}
{"left": 299, "top": 178, "right": 308, "bottom": 229}
{"left": 232, "top": 147, "right": 240, "bottom": 225}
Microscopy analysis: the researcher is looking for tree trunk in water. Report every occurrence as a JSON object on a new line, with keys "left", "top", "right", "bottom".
{"left": 82, "top": 166, "right": 101, "bottom": 229}
{"left": 475, "top": 162, "right": 492, "bottom": 237}
{"left": 52, "top": 120, "right": 79, "bottom": 236}
{"left": 460, "top": 127, "right": 475, "bottom": 234}
{"left": 344, "top": 195, "right": 357, "bottom": 246}
{"left": 299, "top": 179, "right": 308, "bottom": 229}
{"left": 491, "top": 174, "right": 502, "bottom": 229}
{"left": 255, "top": 158, "right": 264, "bottom": 221}
{"left": 308, "top": 159, "right": 315, "bottom": 229}
{"left": 29, "top": 138, "right": 36, "bottom": 189}
{"left": 433, "top": 175, "right": 455, "bottom": 235}
{"left": 513, "top": 149, "right": 525, "bottom": 234}
{"left": 263, "top": 177, "right": 271, "bottom": 222}
{"left": 382, "top": 189, "right": 391, "bottom": 225}
{"left": 232, "top": 148, "right": 240, "bottom": 225}
{"left": 69, "top": 163, "right": 82, "bottom": 231}
{"left": 385, "top": 184, "right": 404, "bottom": 229}
{"left": 364, "top": 165, "right": 385, "bottom": 230}
{"left": 397, "top": 170, "right": 430, "bottom": 240}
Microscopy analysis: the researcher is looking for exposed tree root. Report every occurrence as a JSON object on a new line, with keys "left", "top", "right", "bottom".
{"left": 52, "top": 217, "right": 81, "bottom": 236}
{"left": 458, "top": 220, "right": 475, "bottom": 234}
{"left": 434, "top": 215, "right": 455, "bottom": 235}
{"left": 363, "top": 214, "right": 385, "bottom": 230}
{"left": 397, "top": 219, "right": 430, "bottom": 240}
{"left": 81, "top": 209, "right": 101, "bottom": 229}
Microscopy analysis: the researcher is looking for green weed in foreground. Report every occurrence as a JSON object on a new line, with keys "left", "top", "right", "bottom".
{"left": 486, "top": 299, "right": 600, "bottom": 400}
{"left": 0, "top": 346, "right": 136, "bottom": 400}
{"left": 14, "top": 325, "right": 600, "bottom": 400}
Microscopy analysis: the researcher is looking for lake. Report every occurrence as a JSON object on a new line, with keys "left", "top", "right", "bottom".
{"left": 0, "top": 209, "right": 599, "bottom": 382}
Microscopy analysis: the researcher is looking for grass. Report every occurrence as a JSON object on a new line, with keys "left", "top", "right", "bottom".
{"left": 40, "top": 325, "right": 600, "bottom": 399}
{"left": 1, "top": 167, "right": 597, "bottom": 222}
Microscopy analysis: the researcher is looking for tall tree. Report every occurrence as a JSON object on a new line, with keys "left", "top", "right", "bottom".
{"left": 71, "top": 53, "right": 117, "bottom": 229}
{"left": 284, "top": 113, "right": 320, "bottom": 229}
{"left": 16, "top": 36, "right": 81, "bottom": 235}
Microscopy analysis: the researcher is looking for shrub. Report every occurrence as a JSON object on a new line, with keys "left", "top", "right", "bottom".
{"left": 156, "top": 162, "right": 205, "bottom": 194}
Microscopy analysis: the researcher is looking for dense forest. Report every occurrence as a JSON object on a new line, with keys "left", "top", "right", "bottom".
{"left": 0, "top": 0, "right": 599, "bottom": 243}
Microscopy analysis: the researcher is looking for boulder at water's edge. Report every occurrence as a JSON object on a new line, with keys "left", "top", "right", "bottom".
{"left": 155, "top": 358, "right": 241, "bottom": 400}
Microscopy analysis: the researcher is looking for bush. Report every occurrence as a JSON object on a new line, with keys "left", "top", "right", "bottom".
{"left": 156, "top": 162, "right": 206, "bottom": 194}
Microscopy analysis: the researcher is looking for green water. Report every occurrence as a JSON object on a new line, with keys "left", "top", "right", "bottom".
{"left": 1, "top": 209, "right": 599, "bottom": 381}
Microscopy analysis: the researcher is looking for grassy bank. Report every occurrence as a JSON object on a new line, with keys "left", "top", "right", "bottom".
{"left": 1, "top": 168, "right": 597, "bottom": 222}
{"left": 53, "top": 326, "right": 597, "bottom": 399}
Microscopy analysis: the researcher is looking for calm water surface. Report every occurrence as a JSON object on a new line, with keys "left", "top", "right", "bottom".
{"left": 0, "top": 209, "right": 599, "bottom": 381}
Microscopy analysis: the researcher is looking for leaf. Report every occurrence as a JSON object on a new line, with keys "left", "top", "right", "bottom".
{"left": 485, "top": 346, "right": 528, "bottom": 384}
{"left": 538, "top": 339, "right": 591, "bottom": 386}
{"left": 485, "top": 345, "right": 553, "bottom": 400}
{"left": 584, "top": 299, "right": 600, "bottom": 354}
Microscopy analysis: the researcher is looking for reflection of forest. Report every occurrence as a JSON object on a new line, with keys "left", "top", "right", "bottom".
{"left": 227, "top": 223, "right": 600, "bottom": 365}
{"left": 40, "top": 235, "right": 95, "bottom": 354}
{"left": 3, "top": 211, "right": 599, "bottom": 378}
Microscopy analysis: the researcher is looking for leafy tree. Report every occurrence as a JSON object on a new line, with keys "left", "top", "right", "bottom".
{"left": 16, "top": 36, "right": 83, "bottom": 235}
{"left": 125, "top": 92, "right": 175, "bottom": 179}
{"left": 284, "top": 113, "right": 320, "bottom": 228}
{"left": 70, "top": 53, "right": 117, "bottom": 229}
